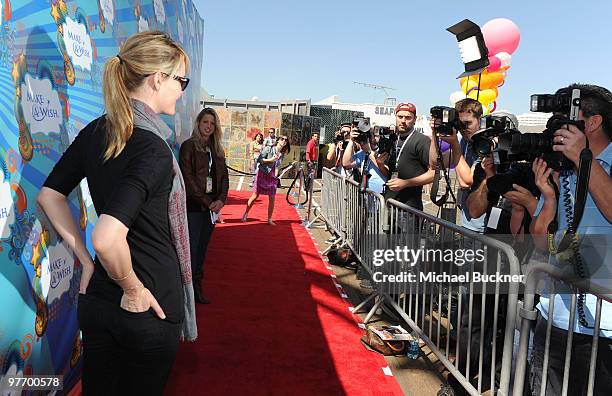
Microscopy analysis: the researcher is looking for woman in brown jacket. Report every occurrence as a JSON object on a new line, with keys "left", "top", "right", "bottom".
{"left": 179, "top": 108, "right": 229, "bottom": 304}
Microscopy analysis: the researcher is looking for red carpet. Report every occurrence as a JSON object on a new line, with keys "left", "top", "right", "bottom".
{"left": 166, "top": 191, "right": 404, "bottom": 396}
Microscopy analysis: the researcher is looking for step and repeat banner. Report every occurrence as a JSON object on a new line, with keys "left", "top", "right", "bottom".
{"left": 0, "top": 0, "right": 204, "bottom": 392}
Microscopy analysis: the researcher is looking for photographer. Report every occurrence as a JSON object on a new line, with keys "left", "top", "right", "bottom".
{"left": 385, "top": 102, "right": 434, "bottom": 210}
{"left": 464, "top": 112, "right": 540, "bottom": 236}
{"left": 429, "top": 98, "right": 486, "bottom": 232}
{"left": 342, "top": 127, "right": 389, "bottom": 194}
{"left": 326, "top": 124, "right": 352, "bottom": 175}
{"left": 530, "top": 84, "right": 612, "bottom": 395}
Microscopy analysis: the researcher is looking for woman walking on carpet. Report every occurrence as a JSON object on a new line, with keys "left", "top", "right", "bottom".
{"left": 241, "top": 135, "right": 290, "bottom": 225}
{"left": 179, "top": 107, "right": 229, "bottom": 304}
{"left": 37, "top": 31, "right": 196, "bottom": 395}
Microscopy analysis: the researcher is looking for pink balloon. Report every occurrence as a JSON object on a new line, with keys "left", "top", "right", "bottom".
{"left": 487, "top": 56, "right": 501, "bottom": 72}
{"left": 482, "top": 18, "right": 521, "bottom": 55}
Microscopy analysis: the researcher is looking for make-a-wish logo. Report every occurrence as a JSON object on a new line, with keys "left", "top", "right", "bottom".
{"left": 40, "top": 240, "right": 74, "bottom": 304}
{"left": 62, "top": 16, "right": 93, "bottom": 71}
{"left": 20, "top": 74, "right": 63, "bottom": 135}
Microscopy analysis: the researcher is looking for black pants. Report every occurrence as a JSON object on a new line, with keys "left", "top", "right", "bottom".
{"left": 77, "top": 293, "right": 181, "bottom": 396}
{"left": 187, "top": 210, "right": 215, "bottom": 282}
{"left": 530, "top": 316, "right": 612, "bottom": 396}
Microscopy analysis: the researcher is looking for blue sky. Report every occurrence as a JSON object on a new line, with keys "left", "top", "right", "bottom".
{"left": 192, "top": 0, "right": 612, "bottom": 115}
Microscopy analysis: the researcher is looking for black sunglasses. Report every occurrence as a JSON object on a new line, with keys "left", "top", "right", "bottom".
{"left": 146, "top": 72, "right": 190, "bottom": 91}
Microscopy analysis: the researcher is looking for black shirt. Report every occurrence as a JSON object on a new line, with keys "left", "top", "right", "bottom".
{"left": 44, "top": 117, "right": 184, "bottom": 323}
{"left": 385, "top": 131, "right": 431, "bottom": 209}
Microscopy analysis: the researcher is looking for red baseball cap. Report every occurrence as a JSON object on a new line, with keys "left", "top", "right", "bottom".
{"left": 395, "top": 102, "right": 417, "bottom": 115}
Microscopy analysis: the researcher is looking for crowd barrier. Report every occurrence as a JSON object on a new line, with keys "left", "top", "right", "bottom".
{"left": 317, "top": 167, "right": 611, "bottom": 396}
{"left": 512, "top": 264, "right": 612, "bottom": 396}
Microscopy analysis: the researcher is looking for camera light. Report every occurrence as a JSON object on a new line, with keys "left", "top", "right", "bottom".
{"left": 458, "top": 36, "right": 482, "bottom": 64}
{"left": 530, "top": 95, "right": 540, "bottom": 112}
{"left": 442, "top": 109, "right": 451, "bottom": 123}
{"left": 447, "top": 19, "right": 489, "bottom": 78}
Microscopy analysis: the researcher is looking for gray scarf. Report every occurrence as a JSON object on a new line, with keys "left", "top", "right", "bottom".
{"left": 131, "top": 99, "right": 197, "bottom": 341}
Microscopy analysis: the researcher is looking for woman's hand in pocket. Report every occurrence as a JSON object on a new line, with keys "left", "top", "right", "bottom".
{"left": 120, "top": 284, "right": 166, "bottom": 319}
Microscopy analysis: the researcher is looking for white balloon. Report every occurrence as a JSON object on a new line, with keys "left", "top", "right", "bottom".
{"left": 495, "top": 52, "right": 512, "bottom": 68}
{"left": 449, "top": 91, "right": 466, "bottom": 106}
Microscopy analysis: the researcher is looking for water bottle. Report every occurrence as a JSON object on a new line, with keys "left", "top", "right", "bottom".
{"left": 406, "top": 330, "right": 420, "bottom": 359}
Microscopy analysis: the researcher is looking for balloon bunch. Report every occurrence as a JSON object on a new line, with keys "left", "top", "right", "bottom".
{"left": 450, "top": 18, "right": 520, "bottom": 114}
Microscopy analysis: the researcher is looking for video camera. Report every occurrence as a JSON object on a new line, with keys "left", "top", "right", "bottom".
{"left": 430, "top": 106, "right": 467, "bottom": 136}
{"left": 352, "top": 117, "right": 371, "bottom": 144}
{"left": 470, "top": 89, "right": 584, "bottom": 171}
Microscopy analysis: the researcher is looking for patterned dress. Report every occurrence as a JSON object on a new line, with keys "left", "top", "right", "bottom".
{"left": 254, "top": 147, "right": 282, "bottom": 195}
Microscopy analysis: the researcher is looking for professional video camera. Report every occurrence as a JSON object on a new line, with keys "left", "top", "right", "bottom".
{"left": 352, "top": 117, "right": 371, "bottom": 144}
{"left": 430, "top": 106, "right": 467, "bottom": 136}
{"left": 470, "top": 90, "right": 584, "bottom": 171}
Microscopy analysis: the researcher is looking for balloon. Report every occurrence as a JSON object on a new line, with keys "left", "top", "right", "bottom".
{"left": 478, "top": 72, "right": 505, "bottom": 90}
{"left": 461, "top": 71, "right": 505, "bottom": 91}
{"left": 449, "top": 91, "right": 465, "bottom": 106}
{"left": 495, "top": 52, "right": 512, "bottom": 69}
{"left": 482, "top": 106, "right": 491, "bottom": 116}
{"left": 467, "top": 88, "right": 498, "bottom": 105}
{"left": 461, "top": 79, "right": 479, "bottom": 93}
{"left": 482, "top": 18, "right": 521, "bottom": 55}
{"left": 487, "top": 56, "right": 502, "bottom": 72}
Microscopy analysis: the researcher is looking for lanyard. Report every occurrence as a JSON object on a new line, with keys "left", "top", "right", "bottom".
{"left": 395, "top": 129, "right": 415, "bottom": 169}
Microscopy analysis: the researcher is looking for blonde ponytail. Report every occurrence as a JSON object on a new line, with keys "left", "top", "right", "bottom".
{"left": 102, "top": 31, "right": 189, "bottom": 161}
{"left": 102, "top": 56, "right": 134, "bottom": 160}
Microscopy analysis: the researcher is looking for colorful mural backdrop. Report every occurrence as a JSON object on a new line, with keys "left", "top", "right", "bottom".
{"left": 216, "top": 107, "right": 321, "bottom": 175}
{"left": 0, "top": 0, "right": 204, "bottom": 393}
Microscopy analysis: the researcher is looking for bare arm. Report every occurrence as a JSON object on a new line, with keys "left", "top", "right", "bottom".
{"left": 466, "top": 179, "right": 489, "bottom": 218}
{"left": 342, "top": 139, "right": 357, "bottom": 169}
{"left": 37, "top": 187, "right": 94, "bottom": 294}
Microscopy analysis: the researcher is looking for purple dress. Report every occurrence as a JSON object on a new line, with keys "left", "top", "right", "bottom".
{"left": 254, "top": 149, "right": 283, "bottom": 195}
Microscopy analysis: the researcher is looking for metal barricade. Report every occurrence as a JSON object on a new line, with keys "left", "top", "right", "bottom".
{"left": 381, "top": 199, "right": 522, "bottom": 396}
{"left": 321, "top": 167, "right": 346, "bottom": 240}
{"left": 342, "top": 177, "right": 386, "bottom": 272}
{"left": 512, "top": 263, "right": 612, "bottom": 396}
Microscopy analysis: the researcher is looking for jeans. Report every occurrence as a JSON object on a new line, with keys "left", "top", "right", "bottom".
{"left": 187, "top": 210, "right": 215, "bottom": 282}
{"left": 77, "top": 293, "right": 181, "bottom": 396}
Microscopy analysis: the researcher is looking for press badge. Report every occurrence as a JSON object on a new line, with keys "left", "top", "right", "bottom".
{"left": 487, "top": 207, "right": 502, "bottom": 230}
{"left": 205, "top": 177, "right": 213, "bottom": 193}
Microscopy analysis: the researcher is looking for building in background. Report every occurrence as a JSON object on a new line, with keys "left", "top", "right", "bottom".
{"left": 315, "top": 95, "right": 397, "bottom": 128}
{"left": 517, "top": 112, "right": 552, "bottom": 132}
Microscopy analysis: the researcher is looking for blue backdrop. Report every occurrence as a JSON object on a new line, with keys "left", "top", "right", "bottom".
{"left": 0, "top": 0, "right": 204, "bottom": 393}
